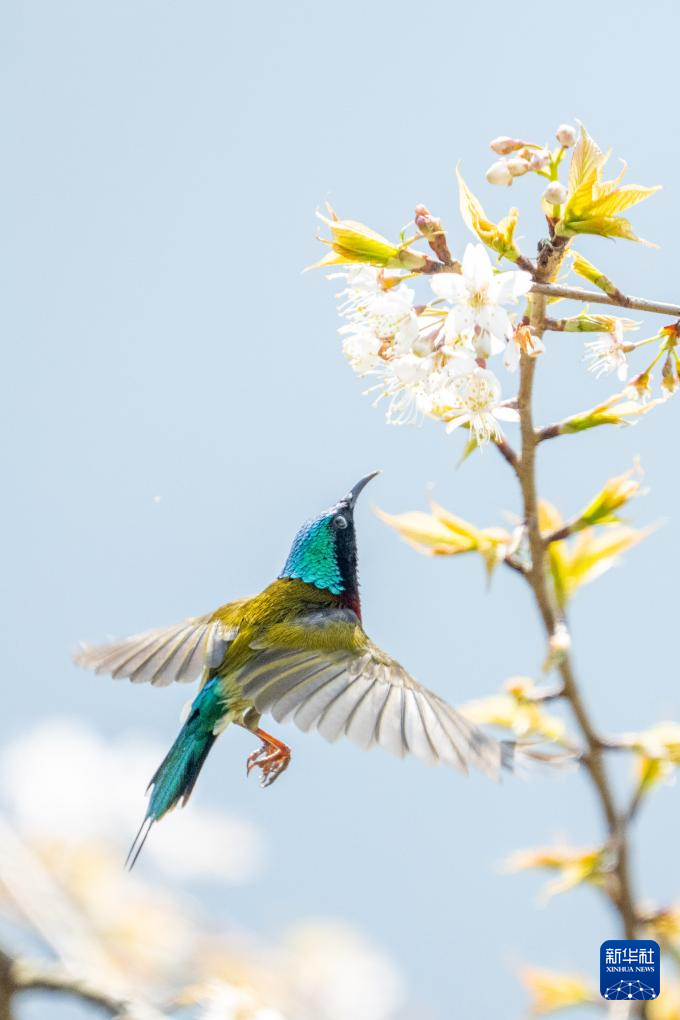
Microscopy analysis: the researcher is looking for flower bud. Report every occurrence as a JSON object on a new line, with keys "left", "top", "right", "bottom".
{"left": 543, "top": 181, "right": 568, "bottom": 205}
{"left": 529, "top": 149, "right": 551, "bottom": 172}
{"left": 625, "top": 370, "right": 653, "bottom": 404}
{"left": 661, "top": 352, "right": 679, "bottom": 398}
{"left": 555, "top": 124, "right": 577, "bottom": 148}
{"left": 485, "top": 160, "right": 513, "bottom": 186}
{"left": 490, "top": 136, "right": 525, "bottom": 156}
{"left": 506, "top": 157, "right": 530, "bottom": 178}
{"left": 514, "top": 323, "right": 545, "bottom": 358}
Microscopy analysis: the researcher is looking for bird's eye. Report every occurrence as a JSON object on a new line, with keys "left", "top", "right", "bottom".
{"left": 333, "top": 514, "right": 348, "bottom": 530}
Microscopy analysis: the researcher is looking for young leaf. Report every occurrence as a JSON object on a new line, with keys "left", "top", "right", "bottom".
{"left": 456, "top": 167, "right": 521, "bottom": 262}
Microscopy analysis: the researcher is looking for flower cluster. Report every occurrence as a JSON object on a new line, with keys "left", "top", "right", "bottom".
{"left": 485, "top": 124, "right": 576, "bottom": 200}
{"left": 335, "top": 243, "right": 532, "bottom": 444}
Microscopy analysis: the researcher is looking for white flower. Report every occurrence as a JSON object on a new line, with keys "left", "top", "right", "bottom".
{"left": 341, "top": 328, "right": 381, "bottom": 375}
{"left": 371, "top": 351, "right": 436, "bottom": 425}
{"left": 584, "top": 322, "right": 629, "bottom": 381}
{"left": 337, "top": 270, "right": 420, "bottom": 378}
{"left": 333, "top": 266, "right": 383, "bottom": 317}
{"left": 361, "top": 289, "right": 419, "bottom": 351}
{"left": 435, "top": 367, "right": 519, "bottom": 444}
{"left": 431, "top": 244, "right": 532, "bottom": 359}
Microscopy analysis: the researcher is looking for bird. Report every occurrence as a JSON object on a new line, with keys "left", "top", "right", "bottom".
{"left": 74, "top": 471, "right": 551, "bottom": 867}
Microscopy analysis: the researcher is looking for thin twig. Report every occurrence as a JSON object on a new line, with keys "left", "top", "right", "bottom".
{"left": 492, "top": 435, "right": 521, "bottom": 472}
{"left": 503, "top": 553, "right": 527, "bottom": 576}
{"left": 545, "top": 520, "right": 580, "bottom": 544}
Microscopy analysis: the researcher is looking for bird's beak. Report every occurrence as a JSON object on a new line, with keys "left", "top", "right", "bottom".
{"left": 347, "top": 471, "right": 381, "bottom": 508}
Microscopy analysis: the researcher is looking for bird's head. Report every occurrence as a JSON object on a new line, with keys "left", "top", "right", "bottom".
{"left": 279, "top": 472, "right": 380, "bottom": 613}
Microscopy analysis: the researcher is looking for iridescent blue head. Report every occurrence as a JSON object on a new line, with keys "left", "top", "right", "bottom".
{"left": 280, "top": 472, "right": 380, "bottom": 615}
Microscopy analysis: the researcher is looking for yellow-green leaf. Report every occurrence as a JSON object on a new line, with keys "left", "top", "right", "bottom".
{"left": 565, "top": 525, "right": 650, "bottom": 594}
{"left": 308, "top": 211, "right": 429, "bottom": 271}
{"left": 456, "top": 167, "right": 521, "bottom": 262}
{"left": 375, "top": 508, "right": 477, "bottom": 555}
{"left": 576, "top": 466, "right": 641, "bottom": 528}
{"left": 557, "top": 127, "right": 659, "bottom": 244}
{"left": 567, "top": 126, "right": 606, "bottom": 207}
{"left": 587, "top": 184, "right": 661, "bottom": 219}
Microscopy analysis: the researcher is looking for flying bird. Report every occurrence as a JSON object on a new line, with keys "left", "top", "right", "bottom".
{"left": 75, "top": 472, "right": 547, "bottom": 867}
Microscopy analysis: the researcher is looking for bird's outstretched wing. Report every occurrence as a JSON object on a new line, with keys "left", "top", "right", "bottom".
{"left": 238, "top": 608, "right": 505, "bottom": 779}
{"left": 73, "top": 600, "right": 248, "bottom": 686}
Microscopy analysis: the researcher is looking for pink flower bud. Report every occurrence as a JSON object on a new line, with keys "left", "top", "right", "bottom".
{"left": 489, "top": 136, "right": 524, "bottom": 156}
{"left": 529, "top": 149, "right": 551, "bottom": 172}
{"left": 485, "top": 160, "right": 513, "bottom": 186}
{"left": 543, "top": 182, "right": 568, "bottom": 205}
{"left": 506, "top": 157, "right": 530, "bottom": 178}
{"left": 555, "top": 124, "right": 577, "bottom": 148}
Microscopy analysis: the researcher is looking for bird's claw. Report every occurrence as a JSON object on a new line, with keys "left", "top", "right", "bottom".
{"left": 246, "top": 742, "right": 291, "bottom": 788}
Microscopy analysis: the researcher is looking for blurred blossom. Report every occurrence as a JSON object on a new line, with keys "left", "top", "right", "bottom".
{"left": 0, "top": 719, "right": 265, "bottom": 883}
{"left": 283, "top": 921, "right": 404, "bottom": 1020}
{"left": 200, "top": 982, "right": 287, "bottom": 1020}
{"left": 519, "top": 965, "right": 594, "bottom": 1015}
{"left": 505, "top": 844, "right": 611, "bottom": 902}
{"left": 461, "top": 676, "right": 566, "bottom": 742}
{"left": 616, "top": 722, "right": 680, "bottom": 792}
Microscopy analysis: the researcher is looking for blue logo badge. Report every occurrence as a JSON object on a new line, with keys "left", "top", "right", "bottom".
{"left": 600, "top": 940, "right": 660, "bottom": 1001}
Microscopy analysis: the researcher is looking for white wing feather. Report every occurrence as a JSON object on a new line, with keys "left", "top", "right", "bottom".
{"left": 73, "top": 616, "right": 235, "bottom": 687}
{"left": 237, "top": 609, "right": 504, "bottom": 778}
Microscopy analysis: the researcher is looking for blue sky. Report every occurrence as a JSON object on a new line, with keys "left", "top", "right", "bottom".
{"left": 3, "top": 2, "right": 680, "bottom": 1017}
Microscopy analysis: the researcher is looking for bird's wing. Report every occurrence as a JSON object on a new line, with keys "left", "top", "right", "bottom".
{"left": 73, "top": 600, "right": 248, "bottom": 686}
{"left": 238, "top": 608, "right": 503, "bottom": 778}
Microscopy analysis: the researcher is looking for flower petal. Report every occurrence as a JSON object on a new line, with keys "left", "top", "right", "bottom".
{"left": 494, "top": 406, "right": 520, "bottom": 422}
{"left": 431, "top": 274, "right": 465, "bottom": 302}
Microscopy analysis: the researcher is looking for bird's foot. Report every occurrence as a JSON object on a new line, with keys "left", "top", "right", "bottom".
{"left": 246, "top": 729, "right": 291, "bottom": 788}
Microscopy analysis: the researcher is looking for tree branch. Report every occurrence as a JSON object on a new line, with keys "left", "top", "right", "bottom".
{"left": 0, "top": 949, "right": 167, "bottom": 1020}
{"left": 515, "top": 239, "right": 646, "bottom": 1012}
{"left": 531, "top": 281, "right": 680, "bottom": 319}
{"left": 421, "top": 258, "right": 680, "bottom": 318}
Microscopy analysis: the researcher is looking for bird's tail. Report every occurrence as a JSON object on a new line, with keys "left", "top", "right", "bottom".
{"left": 127, "top": 678, "right": 225, "bottom": 869}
